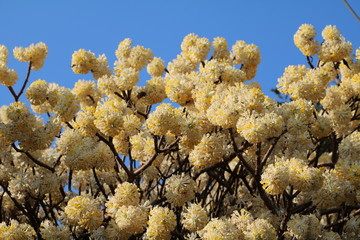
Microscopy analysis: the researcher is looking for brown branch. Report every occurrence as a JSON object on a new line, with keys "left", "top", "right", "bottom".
{"left": 92, "top": 167, "right": 108, "bottom": 200}
{"left": 16, "top": 61, "right": 32, "bottom": 101}
{"left": 11, "top": 144, "right": 55, "bottom": 172}
{"left": 95, "top": 133, "right": 134, "bottom": 181}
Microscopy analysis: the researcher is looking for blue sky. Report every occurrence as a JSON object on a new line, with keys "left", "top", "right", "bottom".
{"left": 1, "top": 0, "right": 359, "bottom": 106}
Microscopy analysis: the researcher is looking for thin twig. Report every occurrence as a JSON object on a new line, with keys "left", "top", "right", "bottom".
{"left": 343, "top": 0, "right": 360, "bottom": 22}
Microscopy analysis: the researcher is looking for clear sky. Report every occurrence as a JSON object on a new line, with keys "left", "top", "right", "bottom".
{"left": 0, "top": 0, "right": 359, "bottom": 106}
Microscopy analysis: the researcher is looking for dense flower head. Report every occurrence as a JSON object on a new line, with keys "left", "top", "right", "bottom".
{"left": 26, "top": 79, "right": 49, "bottom": 105}
{"left": 0, "top": 63, "right": 18, "bottom": 86}
{"left": 64, "top": 195, "right": 103, "bottom": 230}
{"left": 165, "top": 174, "right": 197, "bottom": 206}
{"left": 147, "top": 57, "right": 165, "bottom": 77}
{"left": 94, "top": 98, "right": 128, "bottom": 137}
{"left": 189, "top": 132, "right": 226, "bottom": 170}
{"left": 261, "top": 156, "right": 323, "bottom": 195}
{"left": 237, "top": 111, "right": 285, "bottom": 144}
{"left": 72, "top": 79, "right": 102, "bottom": 107}
{"left": 182, "top": 203, "right": 208, "bottom": 232}
{"left": 181, "top": 33, "right": 211, "bottom": 64}
{"left": 165, "top": 73, "right": 195, "bottom": 105}
{"left": 136, "top": 77, "right": 167, "bottom": 105}
{"left": 40, "top": 220, "right": 72, "bottom": 240}
{"left": 231, "top": 40, "right": 261, "bottom": 67}
{"left": 212, "top": 37, "right": 230, "bottom": 60}
{"left": 71, "top": 49, "right": 96, "bottom": 74}
{"left": 0, "top": 45, "right": 8, "bottom": 64}
{"left": 319, "top": 25, "right": 352, "bottom": 63}
{"left": 198, "top": 218, "right": 243, "bottom": 240}
{"left": 13, "top": 42, "right": 48, "bottom": 70}
{"left": 286, "top": 214, "right": 321, "bottom": 240}
{"left": 294, "top": 24, "right": 320, "bottom": 56}
{"left": 146, "top": 103, "right": 184, "bottom": 136}
{"left": 105, "top": 182, "right": 140, "bottom": 218}
{"left": 114, "top": 205, "right": 148, "bottom": 235}
{"left": 0, "top": 219, "right": 36, "bottom": 239}
{"left": 146, "top": 206, "right": 176, "bottom": 240}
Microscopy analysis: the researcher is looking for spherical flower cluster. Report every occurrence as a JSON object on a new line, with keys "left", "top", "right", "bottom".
{"left": 286, "top": 214, "right": 321, "bottom": 240}
{"left": 167, "top": 54, "right": 197, "bottom": 75}
{"left": 94, "top": 98, "right": 127, "bottom": 137}
{"left": 0, "top": 219, "right": 36, "bottom": 239}
{"left": 199, "top": 59, "right": 246, "bottom": 84}
{"left": 40, "top": 220, "right": 72, "bottom": 240}
{"left": 261, "top": 156, "right": 323, "bottom": 195}
{"left": 72, "top": 107, "right": 98, "bottom": 136}
{"left": 0, "top": 45, "right": 17, "bottom": 86}
{"left": 181, "top": 33, "right": 211, "bottom": 64}
{"left": 26, "top": 79, "right": 49, "bottom": 105}
{"left": 71, "top": 49, "right": 96, "bottom": 74}
{"left": 0, "top": 45, "right": 8, "bottom": 64}
{"left": 319, "top": 25, "right": 352, "bottom": 63}
{"left": 147, "top": 57, "right": 165, "bottom": 77}
{"left": 212, "top": 37, "right": 230, "bottom": 60}
{"left": 136, "top": 77, "right": 167, "bottom": 105}
{"left": 114, "top": 205, "right": 148, "bottom": 235}
{"left": 243, "top": 218, "right": 277, "bottom": 240}
{"left": 72, "top": 80, "right": 102, "bottom": 107}
{"left": 146, "top": 103, "right": 184, "bottom": 136}
{"left": 0, "top": 62, "right": 18, "bottom": 86}
{"left": 189, "top": 132, "right": 225, "bottom": 170}
{"left": 198, "top": 218, "right": 243, "bottom": 240}
{"left": 313, "top": 169, "right": 352, "bottom": 209}
{"left": 56, "top": 128, "right": 99, "bottom": 170}
{"left": 237, "top": 112, "right": 285, "bottom": 144}
{"left": 105, "top": 182, "right": 140, "bottom": 218}
{"left": 230, "top": 209, "right": 254, "bottom": 232}
{"left": 182, "top": 203, "right": 208, "bottom": 232}
{"left": 115, "top": 38, "right": 132, "bottom": 59}
{"left": 52, "top": 88, "right": 80, "bottom": 123}
{"left": 165, "top": 174, "right": 197, "bottom": 206}
{"left": 130, "top": 131, "right": 156, "bottom": 163}
{"left": 231, "top": 40, "right": 261, "bottom": 68}
{"left": 114, "top": 67, "right": 140, "bottom": 90}
{"left": 165, "top": 73, "right": 194, "bottom": 105}
{"left": 97, "top": 74, "right": 121, "bottom": 96}
{"left": 294, "top": 24, "right": 320, "bottom": 56}
{"left": 64, "top": 195, "right": 103, "bottom": 230}
{"left": 91, "top": 54, "right": 112, "bottom": 80}
{"left": 13, "top": 42, "right": 48, "bottom": 70}
{"left": 146, "top": 206, "right": 176, "bottom": 240}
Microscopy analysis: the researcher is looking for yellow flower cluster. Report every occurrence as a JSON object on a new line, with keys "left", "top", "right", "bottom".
{"left": 64, "top": 195, "right": 103, "bottom": 230}
{"left": 189, "top": 132, "right": 225, "bottom": 170}
{"left": 40, "top": 220, "right": 71, "bottom": 240}
{"left": 115, "top": 205, "right": 148, "bottom": 236}
{"left": 261, "top": 156, "right": 323, "bottom": 195}
{"left": 0, "top": 220, "right": 35, "bottom": 239}
{"left": 286, "top": 214, "right": 321, "bottom": 240}
{"left": 198, "top": 218, "right": 243, "bottom": 240}
{"left": 182, "top": 203, "right": 208, "bottom": 232}
{"left": 165, "top": 174, "right": 197, "bottom": 206}
{"left": 71, "top": 49, "right": 111, "bottom": 79}
{"left": 146, "top": 103, "right": 184, "bottom": 136}
{"left": 13, "top": 42, "right": 48, "bottom": 70}
{"left": 0, "top": 46, "right": 18, "bottom": 87}
{"left": 294, "top": 24, "right": 320, "bottom": 56}
{"left": 146, "top": 206, "right": 176, "bottom": 240}
{"left": 105, "top": 182, "right": 140, "bottom": 218}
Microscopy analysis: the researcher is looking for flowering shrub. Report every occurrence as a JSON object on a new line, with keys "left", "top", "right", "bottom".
{"left": 0, "top": 24, "right": 359, "bottom": 240}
